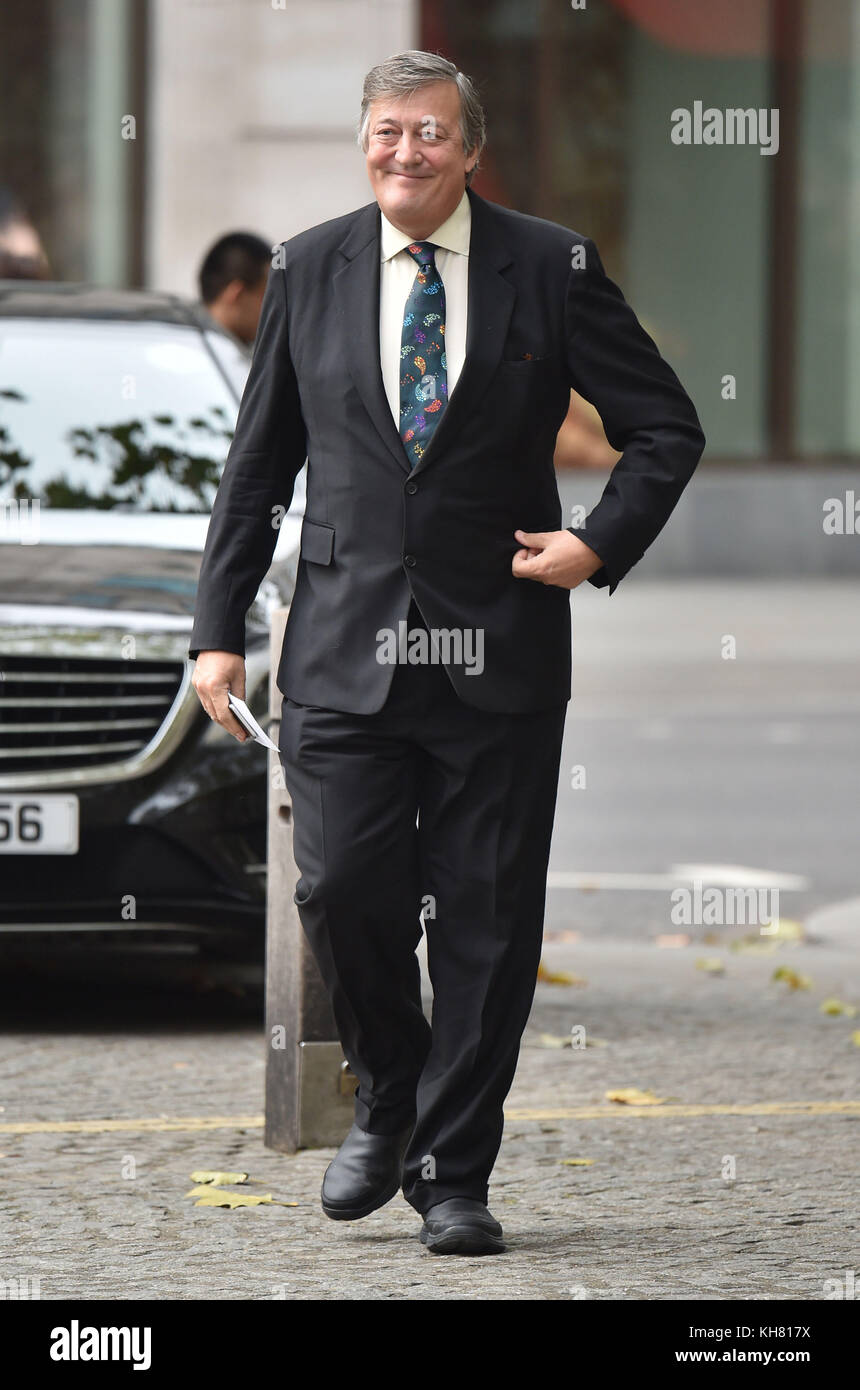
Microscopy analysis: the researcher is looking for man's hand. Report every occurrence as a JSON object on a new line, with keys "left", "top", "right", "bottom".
{"left": 512, "top": 529, "right": 604, "bottom": 589}
{"left": 191, "top": 651, "right": 249, "bottom": 742}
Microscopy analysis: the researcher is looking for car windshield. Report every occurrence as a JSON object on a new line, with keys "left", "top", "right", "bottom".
{"left": 0, "top": 318, "right": 243, "bottom": 512}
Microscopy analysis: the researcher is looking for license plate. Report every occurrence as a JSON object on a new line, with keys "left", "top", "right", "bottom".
{"left": 0, "top": 795, "right": 79, "bottom": 854}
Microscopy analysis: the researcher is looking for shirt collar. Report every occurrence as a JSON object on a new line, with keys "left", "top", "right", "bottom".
{"left": 380, "top": 188, "right": 471, "bottom": 261}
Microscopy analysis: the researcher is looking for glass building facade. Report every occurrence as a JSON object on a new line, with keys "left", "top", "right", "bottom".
{"left": 0, "top": 0, "right": 145, "bottom": 286}
{"left": 423, "top": 0, "right": 860, "bottom": 462}
{"left": 2, "top": 0, "right": 858, "bottom": 463}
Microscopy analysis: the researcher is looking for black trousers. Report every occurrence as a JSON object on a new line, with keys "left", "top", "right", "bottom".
{"left": 277, "top": 599, "right": 567, "bottom": 1215}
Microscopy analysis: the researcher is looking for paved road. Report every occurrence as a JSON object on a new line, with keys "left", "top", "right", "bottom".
{"left": 0, "top": 928, "right": 856, "bottom": 1300}
{"left": 547, "top": 580, "right": 860, "bottom": 938}
{"left": 0, "top": 580, "right": 857, "bottom": 1300}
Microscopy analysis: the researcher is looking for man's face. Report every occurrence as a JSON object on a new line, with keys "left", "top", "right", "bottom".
{"left": 211, "top": 275, "right": 267, "bottom": 346}
{"left": 234, "top": 276, "right": 267, "bottom": 345}
{"left": 365, "top": 80, "right": 477, "bottom": 238}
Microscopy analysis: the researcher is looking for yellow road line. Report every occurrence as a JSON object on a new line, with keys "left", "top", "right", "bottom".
{"left": 1, "top": 1100, "right": 857, "bottom": 1136}
{"left": 0, "top": 1115, "right": 265, "bottom": 1135}
{"left": 505, "top": 1101, "right": 860, "bottom": 1120}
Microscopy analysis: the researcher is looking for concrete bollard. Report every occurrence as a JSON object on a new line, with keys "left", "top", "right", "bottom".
{"left": 264, "top": 607, "right": 355, "bottom": 1152}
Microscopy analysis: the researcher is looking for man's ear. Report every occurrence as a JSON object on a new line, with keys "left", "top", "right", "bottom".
{"left": 221, "top": 278, "right": 245, "bottom": 307}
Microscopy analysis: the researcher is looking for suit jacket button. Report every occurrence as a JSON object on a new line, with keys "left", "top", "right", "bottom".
{"left": 404, "top": 554, "right": 417, "bottom": 567}
{"left": 405, "top": 481, "right": 418, "bottom": 495}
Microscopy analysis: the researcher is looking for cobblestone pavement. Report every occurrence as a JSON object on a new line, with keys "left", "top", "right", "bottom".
{"left": 1, "top": 919, "right": 857, "bottom": 1301}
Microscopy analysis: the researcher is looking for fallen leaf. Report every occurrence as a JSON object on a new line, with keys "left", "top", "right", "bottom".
{"left": 193, "top": 1190, "right": 274, "bottom": 1208}
{"left": 537, "top": 962, "right": 587, "bottom": 985}
{"left": 560, "top": 1158, "right": 595, "bottom": 1166}
{"left": 189, "top": 1170, "right": 248, "bottom": 1186}
{"left": 185, "top": 1184, "right": 297, "bottom": 1208}
{"left": 762, "top": 918, "right": 804, "bottom": 942}
{"left": 656, "top": 934, "right": 691, "bottom": 949}
{"left": 819, "top": 998, "right": 857, "bottom": 1017}
{"left": 772, "top": 967, "right": 812, "bottom": 991}
{"left": 532, "top": 1032, "right": 572, "bottom": 1048}
{"left": 695, "top": 957, "right": 725, "bottom": 974}
{"left": 605, "top": 1088, "right": 667, "bottom": 1106}
{"left": 852, "top": 1032, "right": 860, "bottom": 1047}
{"left": 729, "top": 937, "right": 777, "bottom": 955}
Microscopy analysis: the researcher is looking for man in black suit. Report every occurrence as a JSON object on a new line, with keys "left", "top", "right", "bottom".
{"left": 190, "top": 50, "right": 704, "bottom": 1256}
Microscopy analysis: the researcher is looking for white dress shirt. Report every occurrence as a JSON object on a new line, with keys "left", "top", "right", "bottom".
{"left": 379, "top": 189, "right": 471, "bottom": 428}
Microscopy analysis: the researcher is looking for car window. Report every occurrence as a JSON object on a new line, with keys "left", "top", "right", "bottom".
{"left": 0, "top": 319, "right": 239, "bottom": 512}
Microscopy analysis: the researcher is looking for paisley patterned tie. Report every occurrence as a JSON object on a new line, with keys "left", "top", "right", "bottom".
{"left": 399, "top": 241, "right": 448, "bottom": 466}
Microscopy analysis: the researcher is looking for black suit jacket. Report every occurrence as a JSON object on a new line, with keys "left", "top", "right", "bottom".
{"left": 189, "top": 187, "right": 705, "bottom": 714}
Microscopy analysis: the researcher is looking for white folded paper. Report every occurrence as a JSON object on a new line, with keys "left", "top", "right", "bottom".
{"left": 226, "top": 692, "right": 279, "bottom": 751}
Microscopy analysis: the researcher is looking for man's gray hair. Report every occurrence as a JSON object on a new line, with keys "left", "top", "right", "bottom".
{"left": 357, "top": 50, "right": 486, "bottom": 186}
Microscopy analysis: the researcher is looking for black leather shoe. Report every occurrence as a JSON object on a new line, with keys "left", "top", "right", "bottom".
{"left": 321, "top": 1122, "right": 412, "bottom": 1221}
{"left": 419, "top": 1198, "right": 506, "bottom": 1255}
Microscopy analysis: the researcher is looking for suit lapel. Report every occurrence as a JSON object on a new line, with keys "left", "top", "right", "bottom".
{"left": 334, "top": 188, "right": 516, "bottom": 479}
{"left": 334, "top": 202, "right": 409, "bottom": 474}
{"left": 412, "top": 190, "right": 515, "bottom": 476}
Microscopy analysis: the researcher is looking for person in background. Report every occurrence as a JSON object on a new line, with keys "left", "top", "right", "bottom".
{"left": 197, "top": 231, "right": 272, "bottom": 354}
{"left": 0, "top": 187, "right": 50, "bottom": 279}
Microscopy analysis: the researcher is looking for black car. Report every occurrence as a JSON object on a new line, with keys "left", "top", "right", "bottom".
{"left": 0, "top": 282, "right": 304, "bottom": 953}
